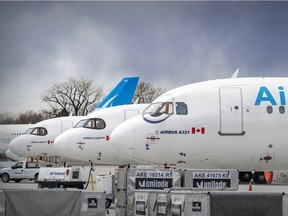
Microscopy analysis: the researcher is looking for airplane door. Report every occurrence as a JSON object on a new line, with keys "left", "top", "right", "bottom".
{"left": 219, "top": 88, "right": 245, "bottom": 135}
{"left": 61, "top": 121, "right": 73, "bottom": 133}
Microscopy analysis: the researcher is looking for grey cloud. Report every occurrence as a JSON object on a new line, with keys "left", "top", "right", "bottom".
{"left": 1, "top": 1, "right": 288, "bottom": 113}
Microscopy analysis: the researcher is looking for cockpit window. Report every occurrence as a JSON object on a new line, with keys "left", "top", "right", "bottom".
{"left": 75, "top": 120, "right": 87, "bottom": 128}
{"left": 143, "top": 102, "right": 174, "bottom": 117}
{"left": 25, "top": 128, "right": 34, "bottom": 134}
{"left": 176, "top": 102, "right": 188, "bottom": 115}
{"left": 75, "top": 118, "right": 106, "bottom": 129}
{"left": 25, "top": 127, "right": 47, "bottom": 136}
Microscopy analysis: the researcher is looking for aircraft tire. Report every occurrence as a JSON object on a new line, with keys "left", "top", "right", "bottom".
{"left": 253, "top": 171, "right": 267, "bottom": 184}
{"left": 239, "top": 171, "right": 253, "bottom": 182}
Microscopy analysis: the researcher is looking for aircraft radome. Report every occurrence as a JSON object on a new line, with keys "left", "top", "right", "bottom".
{"left": 110, "top": 77, "right": 288, "bottom": 184}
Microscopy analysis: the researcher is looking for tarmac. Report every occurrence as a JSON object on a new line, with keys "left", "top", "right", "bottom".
{"left": 2, "top": 178, "right": 288, "bottom": 192}
{"left": 2, "top": 179, "right": 288, "bottom": 192}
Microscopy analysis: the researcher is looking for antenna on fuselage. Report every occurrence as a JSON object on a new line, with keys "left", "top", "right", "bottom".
{"left": 231, "top": 68, "right": 239, "bottom": 79}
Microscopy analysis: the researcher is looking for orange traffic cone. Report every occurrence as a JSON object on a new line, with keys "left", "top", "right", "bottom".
{"left": 248, "top": 183, "right": 252, "bottom": 191}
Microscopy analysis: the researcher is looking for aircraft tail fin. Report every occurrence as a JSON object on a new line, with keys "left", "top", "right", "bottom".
{"left": 231, "top": 68, "right": 239, "bottom": 79}
{"left": 96, "top": 77, "right": 139, "bottom": 109}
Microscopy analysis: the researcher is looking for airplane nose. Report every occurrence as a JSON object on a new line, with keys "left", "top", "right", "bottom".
{"left": 8, "top": 137, "right": 22, "bottom": 155}
{"left": 5, "top": 149, "right": 25, "bottom": 161}
{"left": 110, "top": 119, "right": 135, "bottom": 159}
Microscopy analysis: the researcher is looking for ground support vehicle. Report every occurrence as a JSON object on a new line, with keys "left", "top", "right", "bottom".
{"left": 37, "top": 166, "right": 86, "bottom": 189}
{"left": 0, "top": 161, "right": 40, "bottom": 183}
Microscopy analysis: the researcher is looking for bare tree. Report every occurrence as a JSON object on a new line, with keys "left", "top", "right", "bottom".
{"left": 0, "top": 110, "right": 44, "bottom": 124}
{"left": 133, "top": 81, "right": 166, "bottom": 104}
{"left": 16, "top": 110, "right": 45, "bottom": 124}
{"left": 42, "top": 77, "right": 103, "bottom": 117}
{"left": 0, "top": 112, "right": 16, "bottom": 124}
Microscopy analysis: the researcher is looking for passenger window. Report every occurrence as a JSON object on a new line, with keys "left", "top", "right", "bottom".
{"left": 279, "top": 106, "right": 285, "bottom": 114}
{"left": 176, "top": 102, "right": 188, "bottom": 115}
{"left": 267, "top": 106, "right": 273, "bottom": 114}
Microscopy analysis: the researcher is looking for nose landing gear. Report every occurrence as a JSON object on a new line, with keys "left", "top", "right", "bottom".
{"left": 252, "top": 171, "right": 267, "bottom": 184}
{"left": 239, "top": 171, "right": 267, "bottom": 184}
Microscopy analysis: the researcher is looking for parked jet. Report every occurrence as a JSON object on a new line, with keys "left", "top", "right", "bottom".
{"left": 8, "top": 77, "right": 139, "bottom": 160}
{"left": 110, "top": 77, "right": 288, "bottom": 184}
{"left": 0, "top": 124, "right": 33, "bottom": 154}
{"left": 53, "top": 104, "right": 148, "bottom": 164}
{"left": 8, "top": 116, "right": 85, "bottom": 159}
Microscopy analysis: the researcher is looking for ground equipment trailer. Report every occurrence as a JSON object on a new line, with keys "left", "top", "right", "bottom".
{"left": 37, "top": 166, "right": 86, "bottom": 189}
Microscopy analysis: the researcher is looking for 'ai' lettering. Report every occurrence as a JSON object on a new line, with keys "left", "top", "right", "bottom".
{"left": 255, "top": 86, "right": 286, "bottom": 105}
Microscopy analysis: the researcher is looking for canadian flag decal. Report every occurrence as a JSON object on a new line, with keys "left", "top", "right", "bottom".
{"left": 191, "top": 127, "right": 205, "bottom": 134}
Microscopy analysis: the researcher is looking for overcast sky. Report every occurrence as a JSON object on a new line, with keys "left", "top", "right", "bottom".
{"left": 1, "top": 1, "right": 288, "bottom": 113}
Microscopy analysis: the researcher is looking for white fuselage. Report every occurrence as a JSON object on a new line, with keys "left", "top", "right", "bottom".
{"left": 53, "top": 104, "right": 148, "bottom": 164}
{"left": 110, "top": 77, "right": 288, "bottom": 171}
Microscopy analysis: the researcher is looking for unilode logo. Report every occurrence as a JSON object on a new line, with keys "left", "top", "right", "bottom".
{"left": 192, "top": 171, "right": 232, "bottom": 189}
{"left": 194, "top": 179, "right": 230, "bottom": 189}
{"left": 136, "top": 178, "right": 172, "bottom": 189}
{"left": 135, "top": 170, "right": 173, "bottom": 189}
{"left": 142, "top": 113, "right": 170, "bottom": 123}
{"left": 255, "top": 86, "right": 286, "bottom": 105}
